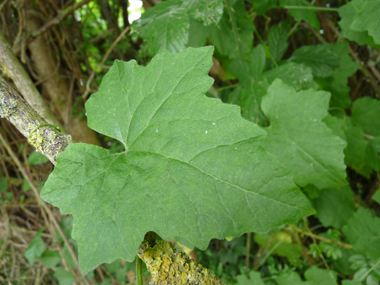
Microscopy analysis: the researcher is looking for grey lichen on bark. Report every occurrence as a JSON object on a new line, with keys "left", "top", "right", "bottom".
{"left": 0, "top": 78, "right": 71, "bottom": 165}
{"left": 138, "top": 232, "right": 226, "bottom": 285}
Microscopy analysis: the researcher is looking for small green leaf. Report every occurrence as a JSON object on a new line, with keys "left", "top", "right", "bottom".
{"left": 262, "top": 62, "right": 315, "bottom": 90}
{"left": 207, "top": 1, "right": 254, "bottom": 59}
{"left": 351, "top": 97, "right": 380, "bottom": 137}
{"left": 267, "top": 23, "right": 289, "bottom": 63}
{"left": 247, "top": 0, "right": 278, "bottom": 15}
{"left": 304, "top": 266, "right": 337, "bottom": 285}
{"left": 365, "top": 137, "right": 380, "bottom": 172}
{"left": 280, "top": 0, "right": 320, "bottom": 29}
{"left": 41, "top": 47, "right": 312, "bottom": 273}
{"left": 350, "top": 0, "right": 380, "bottom": 45}
{"left": 343, "top": 208, "right": 380, "bottom": 261}
{"left": 63, "top": 244, "right": 76, "bottom": 269}
{"left": 0, "top": 177, "right": 8, "bottom": 192}
{"left": 133, "top": 0, "right": 189, "bottom": 56}
{"left": 182, "top": 0, "right": 223, "bottom": 26}
{"left": 373, "top": 191, "right": 380, "bottom": 205}
{"left": 40, "top": 250, "right": 61, "bottom": 268}
{"left": 290, "top": 44, "right": 340, "bottom": 77}
{"left": 53, "top": 268, "right": 76, "bottom": 285}
{"left": 25, "top": 228, "right": 45, "bottom": 266}
{"left": 277, "top": 271, "right": 309, "bottom": 285}
{"left": 342, "top": 281, "right": 361, "bottom": 285}
{"left": 236, "top": 271, "right": 265, "bottom": 285}
{"left": 261, "top": 79, "right": 347, "bottom": 189}
{"left": 312, "top": 186, "right": 355, "bottom": 229}
{"left": 320, "top": 42, "right": 359, "bottom": 109}
{"left": 344, "top": 125, "right": 372, "bottom": 177}
{"left": 338, "top": 2, "right": 377, "bottom": 47}
{"left": 27, "top": 151, "right": 49, "bottom": 165}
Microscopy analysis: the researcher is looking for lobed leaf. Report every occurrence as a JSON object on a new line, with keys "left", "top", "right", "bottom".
{"left": 41, "top": 47, "right": 312, "bottom": 273}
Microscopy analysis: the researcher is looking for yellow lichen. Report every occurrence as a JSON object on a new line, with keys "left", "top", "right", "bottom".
{"left": 138, "top": 233, "right": 225, "bottom": 285}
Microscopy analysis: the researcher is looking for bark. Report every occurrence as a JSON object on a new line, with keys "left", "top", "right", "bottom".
{"left": 24, "top": 0, "right": 100, "bottom": 145}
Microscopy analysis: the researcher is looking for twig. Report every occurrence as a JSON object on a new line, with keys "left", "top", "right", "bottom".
{"left": 291, "top": 225, "right": 353, "bottom": 249}
{"left": 283, "top": 6, "right": 338, "bottom": 12}
{"left": 0, "top": 78, "right": 70, "bottom": 165}
{"left": 82, "top": 26, "right": 130, "bottom": 100}
{"left": 13, "top": 0, "right": 92, "bottom": 56}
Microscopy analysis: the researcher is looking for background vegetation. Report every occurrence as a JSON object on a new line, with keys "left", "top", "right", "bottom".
{"left": 0, "top": 0, "right": 379, "bottom": 284}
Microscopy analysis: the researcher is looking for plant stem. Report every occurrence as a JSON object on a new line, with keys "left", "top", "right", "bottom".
{"left": 246, "top": 232, "right": 251, "bottom": 270}
{"left": 283, "top": 6, "right": 339, "bottom": 12}
{"left": 291, "top": 225, "right": 353, "bottom": 249}
{"left": 136, "top": 255, "right": 143, "bottom": 285}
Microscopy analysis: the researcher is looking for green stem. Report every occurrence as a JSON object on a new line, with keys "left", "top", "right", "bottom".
{"left": 283, "top": 6, "right": 339, "bottom": 12}
{"left": 253, "top": 29, "right": 278, "bottom": 67}
{"left": 360, "top": 258, "right": 380, "bottom": 282}
{"left": 225, "top": 0, "right": 244, "bottom": 60}
{"left": 27, "top": 123, "right": 61, "bottom": 144}
{"left": 136, "top": 255, "right": 143, "bottom": 285}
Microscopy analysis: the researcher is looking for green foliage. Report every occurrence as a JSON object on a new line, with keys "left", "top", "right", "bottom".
{"left": 12, "top": 0, "right": 379, "bottom": 283}
{"left": 312, "top": 186, "right": 356, "bottom": 228}
{"left": 290, "top": 44, "right": 340, "bottom": 77}
{"left": 343, "top": 208, "right": 380, "bottom": 261}
{"left": 24, "top": 229, "right": 45, "bottom": 266}
{"left": 261, "top": 79, "right": 347, "bottom": 188}
{"left": 53, "top": 268, "right": 76, "bottom": 285}
{"left": 27, "top": 151, "right": 49, "bottom": 165}
{"left": 182, "top": 0, "right": 224, "bottom": 26}
{"left": 279, "top": 0, "right": 320, "bottom": 29}
{"left": 351, "top": 97, "right": 380, "bottom": 137}
{"left": 40, "top": 251, "right": 61, "bottom": 268}
{"left": 41, "top": 47, "right": 312, "bottom": 273}
{"left": 267, "top": 23, "right": 289, "bottom": 63}
{"left": 133, "top": 0, "right": 189, "bottom": 55}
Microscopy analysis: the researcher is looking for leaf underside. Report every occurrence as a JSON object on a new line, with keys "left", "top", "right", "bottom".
{"left": 41, "top": 47, "right": 312, "bottom": 273}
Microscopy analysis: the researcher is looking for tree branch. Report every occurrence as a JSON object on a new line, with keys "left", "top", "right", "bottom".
{"left": 0, "top": 78, "right": 70, "bottom": 165}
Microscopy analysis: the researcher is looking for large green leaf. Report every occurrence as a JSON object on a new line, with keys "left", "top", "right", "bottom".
{"left": 182, "top": 0, "right": 223, "bottom": 26}
{"left": 236, "top": 271, "right": 265, "bottom": 285}
{"left": 133, "top": 0, "right": 189, "bottom": 55}
{"left": 261, "top": 79, "right": 347, "bottom": 189}
{"left": 350, "top": 0, "right": 380, "bottom": 45}
{"left": 290, "top": 44, "right": 340, "bottom": 77}
{"left": 343, "top": 208, "right": 380, "bottom": 261}
{"left": 338, "top": 1, "right": 377, "bottom": 47}
{"left": 41, "top": 47, "right": 312, "bottom": 273}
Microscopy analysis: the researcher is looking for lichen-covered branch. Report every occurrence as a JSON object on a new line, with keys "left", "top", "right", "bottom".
{"left": 0, "top": 78, "right": 70, "bottom": 165}
{"left": 138, "top": 232, "right": 225, "bottom": 285}
{"left": 1, "top": 80, "right": 225, "bottom": 283}
{"left": 0, "top": 30, "right": 65, "bottom": 131}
